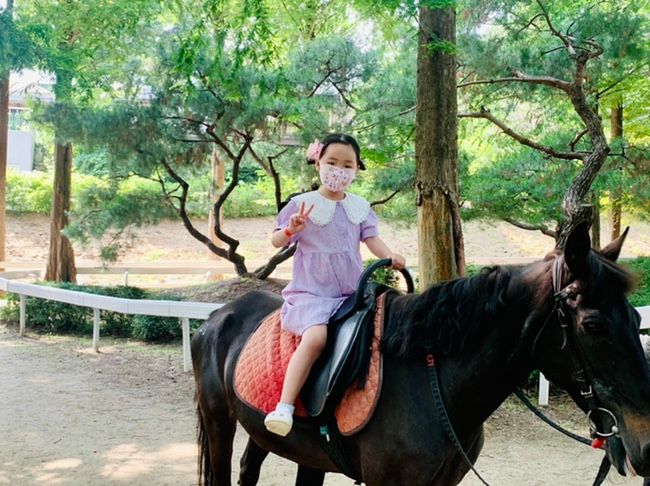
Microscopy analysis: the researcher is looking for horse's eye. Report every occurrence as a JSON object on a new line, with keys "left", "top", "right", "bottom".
{"left": 582, "top": 317, "right": 606, "bottom": 334}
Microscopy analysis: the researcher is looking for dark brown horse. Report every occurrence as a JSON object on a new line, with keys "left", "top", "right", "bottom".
{"left": 192, "top": 224, "right": 650, "bottom": 485}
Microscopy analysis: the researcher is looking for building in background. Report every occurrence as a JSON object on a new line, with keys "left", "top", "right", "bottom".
{"left": 8, "top": 70, "right": 55, "bottom": 172}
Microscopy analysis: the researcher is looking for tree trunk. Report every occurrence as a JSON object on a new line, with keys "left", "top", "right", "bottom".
{"left": 0, "top": 0, "right": 13, "bottom": 271}
{"left": 609, "top": 102, "right": 623, "bottom": 241}
{"left": 45, "top": 71, "right": 76, "bottom": 282}
{"left": 0, "top": 77, "right": 7, "bottom": 272}
{"left": 414, "top": 3, "right": 463, "bottom": 287}
{"left": 207, "top": 146, "right": 225, "bottom": 261}
{"left": 591, "top": 190, "right": 601, "bottom": 250}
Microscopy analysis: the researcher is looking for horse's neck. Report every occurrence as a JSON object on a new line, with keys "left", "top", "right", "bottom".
{"left": 396, "top": 268, "right": 545, "bottom": 433}
{"left": 443, "top": 270, "right": 545, "bottom": 430}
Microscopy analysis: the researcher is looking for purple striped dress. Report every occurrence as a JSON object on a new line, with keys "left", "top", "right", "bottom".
{"left": 276, "top": 191, "right": 378, "bottom": 336}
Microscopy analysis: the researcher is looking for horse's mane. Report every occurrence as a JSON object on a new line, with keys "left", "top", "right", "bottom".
{"left": 382, "top": 251, "right": 637, "bottom": 361}
{"left": 383, "top": 266, "right": 513, "bottom": 360}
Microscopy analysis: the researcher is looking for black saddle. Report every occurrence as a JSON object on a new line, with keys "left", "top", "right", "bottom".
{"left": 301, "top": 259, "right": 414, "bottom": 417}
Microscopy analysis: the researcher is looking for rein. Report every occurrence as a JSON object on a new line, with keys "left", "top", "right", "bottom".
{"left": 424, "top": 257, "right": 619, "bottom": 486}
{"left": 426, "top": 354, "right": 491, "bottom": 486}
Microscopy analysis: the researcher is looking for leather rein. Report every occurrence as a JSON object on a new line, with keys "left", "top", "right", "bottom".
{"left": 425, "top": 257, "right": 620, "bottom": 486}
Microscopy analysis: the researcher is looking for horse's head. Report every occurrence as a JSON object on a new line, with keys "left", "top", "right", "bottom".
{"left": 532, "top": 223, "right": 650, "bottom": 477}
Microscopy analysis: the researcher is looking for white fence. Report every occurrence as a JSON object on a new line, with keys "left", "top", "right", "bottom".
{"left": 0, "top": 273, "right": 223, "bottom": 372}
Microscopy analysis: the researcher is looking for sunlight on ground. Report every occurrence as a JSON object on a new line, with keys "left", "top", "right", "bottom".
{"left": 26, "top": 458, "right": 83, "bottom": 484}
{"left": 75, "top": 345, "right": 116, "bottom": 355}
{"left": 100, "top": 442, "right": 195, "bottom": 481}
{"left": 24, "top": 374, "right": 53, "bottom": 385}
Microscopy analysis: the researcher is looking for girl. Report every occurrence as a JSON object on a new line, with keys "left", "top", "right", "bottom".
{"left": 264, "top": 133, "right": 405, "bottom": 437}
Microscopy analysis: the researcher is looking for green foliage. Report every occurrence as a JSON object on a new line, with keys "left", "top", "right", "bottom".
{"left": 626, "top": 257, "right": 650, "bottom": 307}
{"left": 364, "top": 259, "right": 399, "bottom": 288}
{"left": 74, "top": 149, "right": 112, "bottom": 177}
{"left": 132, "top": 314, "right": 186, "bottom": 343}
{"left": 458, "top": 0, "right": 650, "bottom": 230}
{"left": 463, "top": 141, "right": 574, "bottom": 226}
{"left": 131, "top": 292, "right": 201, "bottom": 342}
{"left": 6, "top": 170, "right": 52, "bottom": 213}
{"left": 6, "top": 169, "right": 124, "bottom": 216}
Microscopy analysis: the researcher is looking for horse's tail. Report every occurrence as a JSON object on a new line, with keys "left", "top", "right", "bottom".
{"left": 196, "top": 405, "right": 214, "bottom": 486}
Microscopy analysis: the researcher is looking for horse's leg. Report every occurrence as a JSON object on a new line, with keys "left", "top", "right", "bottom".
{"left": 238, "top": 437, "right": 325, "bottom": 486}
{"left": 197, "top": 402, "right": 237, "bottom": 486}
{"left": 295, "top": 465, "right": 325, "bottom": 486}
{"left": 239, "top": 437, "right": 268, "bottom": 486}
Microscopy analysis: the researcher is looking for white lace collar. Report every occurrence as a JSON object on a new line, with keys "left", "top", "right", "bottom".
{"left": 292, "top": 191, "right": 370, "bottom": 226}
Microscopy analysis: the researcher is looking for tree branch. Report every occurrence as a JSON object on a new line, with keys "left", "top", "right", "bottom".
{"left": 569, "top": 129, "right": 588, "bottom": 151}
{"left": 330, "top": 81, "right": 359, "bottom": 111}
{"left": 370, "top": 189, "right": 400, "bottom": 207}
{"left": 252, "top": 244, "right": 296, "bottom": 279}
{"left": 536, "top": 0, "right": 576, "bottom": 57}
{"left": 504, "top": 217, "right": 557, "bottom": 238}
{"left": 458, "top": 71, "right": 571, "bottom": 92}
{"left": 458, "top": 108, "right": 587, "bottom": 160}
{"left": 159, "top": 157, "right": 249, "bottom": 276}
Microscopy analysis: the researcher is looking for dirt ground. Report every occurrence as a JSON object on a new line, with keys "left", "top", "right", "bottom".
{"left": 8, "top": 213, "right": 650, "bottom": 268}
{"left": 0, "top": 327, "right": 641, "bottom": 486}
{"left": 2, "top": 214, "right": 650, "bottom": 485}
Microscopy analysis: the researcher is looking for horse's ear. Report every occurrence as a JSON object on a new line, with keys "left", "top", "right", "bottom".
{"left": 600, "top": 227, "right": 629, "bottom": 262}
{"left": 564, "top": 222, "right": 591, "bottom": 278}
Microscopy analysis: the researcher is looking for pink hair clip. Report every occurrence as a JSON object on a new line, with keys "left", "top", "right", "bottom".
{"left": 306, "top": 139, "right": 323, "bottom": 161}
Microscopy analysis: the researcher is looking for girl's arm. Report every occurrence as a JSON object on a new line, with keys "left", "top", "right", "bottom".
{"left": 364, "top": 236, "right": 406, "bottom": 269}
{"left": 271, "top": 229, "right": 292, "bottom": 248}
{"left": 271, "top": 202, "right": 315, "bottom": 248}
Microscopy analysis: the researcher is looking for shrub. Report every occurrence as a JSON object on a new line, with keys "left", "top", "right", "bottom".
{"left": 6, "top": 170, "right": 52, "bottom": 213}
{"left": 132, "top": 292, "right": 201, "bottom": 342}
{"left": 626, "top": 257, "right": 650, "bottom": 307}
{"left": 7, "top": 169, "right": 103, "bottom": 215}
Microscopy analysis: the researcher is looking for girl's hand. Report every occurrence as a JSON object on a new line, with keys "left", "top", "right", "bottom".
{"left": 288, "top": 202, "right": 314, "bottom": 234}
{"left": 387, "top": 252, "right": 406, "bottom": 270}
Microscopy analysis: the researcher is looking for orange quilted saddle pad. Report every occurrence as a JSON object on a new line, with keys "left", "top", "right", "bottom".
{"left": 234, "top": 293, "right": 386, "bottom": 435}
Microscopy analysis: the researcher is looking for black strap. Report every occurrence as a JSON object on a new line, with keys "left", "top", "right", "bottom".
{"left": 513, "top": 389, "right": 591, "bottom": 446}
{"left": 317, "top": 419, "right": 362, "bottom": 483}
{"left": 592, "top": 455, "right": 612, "bottom": 486}
{"left": 426, "top": 355, "right": 490, "bottom": 486}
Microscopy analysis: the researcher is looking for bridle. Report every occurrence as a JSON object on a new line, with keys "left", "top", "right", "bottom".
{"left": 426, "top": 256, "right": 623, "bottom": 486}
{"left": 546, "top": 256, "right": 620, "bottom": 440}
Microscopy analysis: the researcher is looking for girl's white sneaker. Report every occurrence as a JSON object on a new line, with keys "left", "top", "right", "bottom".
{"left": 264, "top": 409, "right": 293, "bottom": 437}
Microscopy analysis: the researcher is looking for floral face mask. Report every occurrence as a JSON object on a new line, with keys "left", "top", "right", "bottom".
{"left": 319, "top": 164, "right": 356, "bottom": 193}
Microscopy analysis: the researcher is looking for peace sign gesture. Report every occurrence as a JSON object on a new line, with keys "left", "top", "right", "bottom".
{"left": 288, "top": 202, "right": 314, "bottom": 234}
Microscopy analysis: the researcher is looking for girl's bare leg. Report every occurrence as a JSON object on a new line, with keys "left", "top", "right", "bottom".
{"left": 280, "top": 324, "right": 327, "bottom": 404}
{"left": 265, "top": 324, "right": 327, "bottom": 436}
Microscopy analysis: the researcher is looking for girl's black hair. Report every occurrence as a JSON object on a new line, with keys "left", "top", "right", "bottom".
{"left": 306, "top": 133, "right": 366, "bottom": 170}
